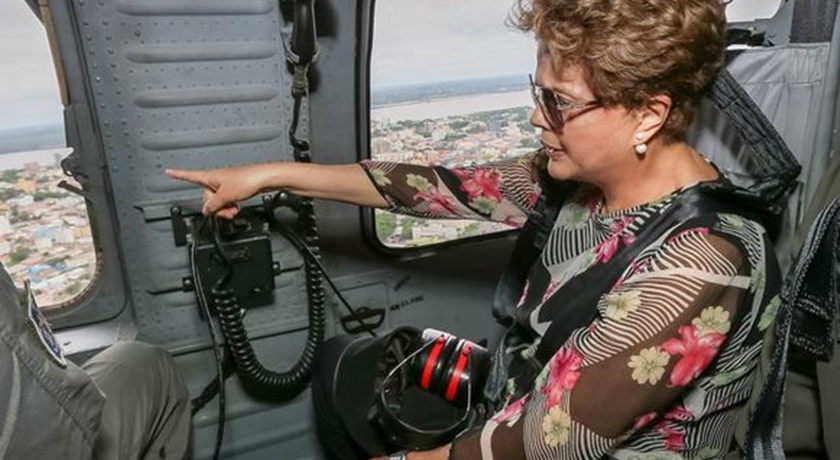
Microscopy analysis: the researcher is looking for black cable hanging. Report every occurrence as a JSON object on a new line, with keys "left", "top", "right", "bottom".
{"left": 209, "top": 0, "right": 327, "bottom": 401}
{"left": 189, "top": 220, "right": 229, "bottom": 460}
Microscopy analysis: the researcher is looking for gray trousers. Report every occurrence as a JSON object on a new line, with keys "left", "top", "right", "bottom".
{"left": 83, "top": 341, "right": 191, "bottom": 460}
{"left": 0, "top": 261, "right": 189, "bottom": 460}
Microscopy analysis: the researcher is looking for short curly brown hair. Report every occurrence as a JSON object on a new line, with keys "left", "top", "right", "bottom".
{"left": 514, "top": 0, "right": 726, "bottom": 142}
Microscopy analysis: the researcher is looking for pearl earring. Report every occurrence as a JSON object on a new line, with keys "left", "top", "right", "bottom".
{"left": 634, "top": 133, "right": 647, "bottom": 155}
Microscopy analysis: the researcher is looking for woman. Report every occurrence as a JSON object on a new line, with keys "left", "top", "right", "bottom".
{"left": 167, "top": 0, "right": 781, "bottom": 458}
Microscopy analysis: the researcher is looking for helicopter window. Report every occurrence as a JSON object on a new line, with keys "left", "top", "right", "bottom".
{"left": 0, "top": 2, "right": 97, "bottom": 308}
{"left": 725, "top": 0, "right": 783, "bottom": 22}
{"left": 368, "top": 0, "right": 537, "bottom": 248}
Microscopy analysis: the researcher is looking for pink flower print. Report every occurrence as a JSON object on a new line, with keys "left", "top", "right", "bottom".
{"left": 516, "top": 281, "right": 530, "bottom": 309}
{"left": 453, "top": 168, "right": 503, "bottom": 202}
{"left": 613, "top": 259, "right": 648, "bottom": 289}
{"left": 633, "top": 411, "right": 658, "bottom": 430}
{"left": 668, "top": 227, "right": 710, "bottom": 244}
{"left": 492, "top": 395, "right": 528, "bottom": 426}
{"left": 503, "top": 215, "right": 526, "bottom": 228}
{"left": 664, "top": 405, "right": 693, "bottom": 422}
{"left": 661, "top": 325, "right": 727, "bottom": 387}
{"left": 594, "top": 235, "right": 620, "bottom": 264}
{"left": 609, "top": 215, "right": 636, "bottom": 235}
{"left": 412, "top": 189, "right": 460, "bottom": 216}
{"left": 593, "top": 216, "right": 636, "bottom": 264}
{"left": 656, "top": 423, "right": 686, "bottom": 451}
{"left": 527, "top": 191, "right": 539, "bottom": 208}
{"left": 541, "top": 346, "right": 583, "bottom": 408}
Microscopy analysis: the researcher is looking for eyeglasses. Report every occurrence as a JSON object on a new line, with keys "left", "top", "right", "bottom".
{"left": 529, "top": 74, "right": 601, "bottom": 129}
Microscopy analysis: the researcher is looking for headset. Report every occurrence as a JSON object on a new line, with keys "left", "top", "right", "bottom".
{"left": 374, "top": 329, "right": 490, "bottom": 450}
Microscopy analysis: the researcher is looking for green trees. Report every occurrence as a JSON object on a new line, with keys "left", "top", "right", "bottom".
{"left": 8, "top": 246, "right": 31, "bottom": 265}
{"left": 375, "top": 212, "right": 397, "bottom": 239}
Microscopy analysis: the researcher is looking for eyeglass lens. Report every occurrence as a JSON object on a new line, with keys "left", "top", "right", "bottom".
{"left": 530, "top": 75, "right": 562, "bottom": 128}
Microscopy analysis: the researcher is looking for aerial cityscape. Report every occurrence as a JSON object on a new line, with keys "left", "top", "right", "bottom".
{"left": 0, "top": 149, "right": 95, "bottom": 305}
{"left": 370, "top": 102, "right": 536, "bottom": 247}
{"left": 0, "top": 80, "right": 536, "bottom": 305}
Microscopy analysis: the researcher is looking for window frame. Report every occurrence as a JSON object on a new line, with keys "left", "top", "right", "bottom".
{"left": 25, "top": 0, "right": 128, "bottom": 328}
{"left": 359, "top": 0, "right": 536, "bottom": 256}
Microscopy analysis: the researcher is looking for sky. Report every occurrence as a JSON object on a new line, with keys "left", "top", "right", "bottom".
{"left": 0, "top": 0, "right": 783, "bottom": 131}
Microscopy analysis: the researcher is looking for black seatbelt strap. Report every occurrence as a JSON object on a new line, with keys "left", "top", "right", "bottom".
{"left": 491, "top": 181, "right": 578, "bottom": 325}
{"left": 708, "top": 68, "right": 801, "bottom": 204}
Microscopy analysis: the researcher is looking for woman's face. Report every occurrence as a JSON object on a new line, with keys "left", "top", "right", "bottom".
{"left": 530, "top": 55, "right": 640, "bottom": 185}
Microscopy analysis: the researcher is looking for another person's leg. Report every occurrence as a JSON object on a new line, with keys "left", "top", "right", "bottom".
{"left": 311, "top": 335, "right": 372, "bottom": 460}
{"left": 83, "top": 341, "right": 191, "bottom": 460}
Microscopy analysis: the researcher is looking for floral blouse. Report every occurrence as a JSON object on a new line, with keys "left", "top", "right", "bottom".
{"left": 360, "top": 153, "right": 781, "bottom": 460}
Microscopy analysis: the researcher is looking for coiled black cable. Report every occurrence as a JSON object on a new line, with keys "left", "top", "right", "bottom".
{"left": 212, "top": 199, "right": 326, "bottom": 401}
{"left": 207, "top": 88, "right": 330, "bottom": 401}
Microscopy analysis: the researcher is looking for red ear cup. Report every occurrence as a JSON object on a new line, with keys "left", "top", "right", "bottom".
{"left": 408, "top": 330, "right": 489, "bottom": 406}
{"left": 376, "top": 328, "right": 491, "bottom": 449}
{"left": 428, "top": 336, "right": 460, "bottom": 396}
{"left": 416, "top": 334, "right": 448, "bottom": 391}
{"left": 443, "top": 340, "right": 472, "bottom": 404}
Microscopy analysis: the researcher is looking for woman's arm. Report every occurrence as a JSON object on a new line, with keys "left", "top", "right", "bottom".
{"left": 359, "top": 154, "right": 540, "bottom": 225}
{"left": 166, "top": 162, "right": 387, "bottom": 218}
{"left": 369, "top": 444, "right": 451, "bottom": 460}
{"left": 166, "top": 152, "right": 541, "bottom": 223}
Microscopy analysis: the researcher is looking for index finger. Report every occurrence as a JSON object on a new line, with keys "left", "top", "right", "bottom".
{"left": 165, "top": 168, "right": 211, "bottom": 188}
